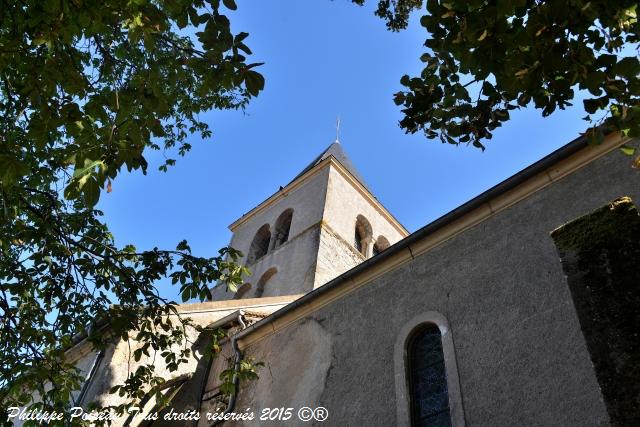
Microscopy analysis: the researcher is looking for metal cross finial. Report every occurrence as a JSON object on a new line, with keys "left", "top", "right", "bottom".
{"left": 335, "top": 116, "right": 341, "bottom": 143}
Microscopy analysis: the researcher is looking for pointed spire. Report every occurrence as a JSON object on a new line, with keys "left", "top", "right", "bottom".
{"left": 335, "top": 116, "right": 341, "bottom": 144}
{"left": 289, "top": 138, "right": 369, "bottom": 191}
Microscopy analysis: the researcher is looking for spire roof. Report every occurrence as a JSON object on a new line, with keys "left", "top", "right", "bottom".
{"left": 290, "top": 141, "right": 369, "bottom": 190}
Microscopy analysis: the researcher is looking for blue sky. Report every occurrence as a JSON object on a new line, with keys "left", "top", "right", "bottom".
{"left": 99, "top": 1, "right": 593, "bottom": 301}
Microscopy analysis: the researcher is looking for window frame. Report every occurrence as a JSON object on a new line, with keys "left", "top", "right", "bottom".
{"left": 246, "top": 224, "right": 271, "bottom": 265}
{"left": 394, "top": 312, "right": 466, "bottom": 427}
{"left": 272, "top": 208, "right": 294, "bottom": 250}
{"left": 354, "top": 214, "right": 373, "bottom": 257}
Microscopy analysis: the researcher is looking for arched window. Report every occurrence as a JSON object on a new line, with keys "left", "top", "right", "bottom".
{"left": 233, "top": 283, "right": 251, "bottom": 299}
{"left": 272, "top": 209, "right": 293, "bottom": 249}
{"left": 408, "top": 324, "right": 452, "bottom": 427}
{"left": 373, "top": 235, "right": 390, "bottom": 256}
{"left": 254, "top": 267, "right": 277, "bottom": 298}
{"left": 354, "top": 228, "right": 364, "bottom": 253}
{"left": 354, "top": 215, "right": 373, "bottom": 257}
{"left": 246, "top": 224, "right": 271, "bottom": 265}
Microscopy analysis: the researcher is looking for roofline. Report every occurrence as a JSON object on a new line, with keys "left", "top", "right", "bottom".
{"left": 228, "top": 156, "right": 328, "bottom": 230}
{"left": 228, "top": 154, "right": 408, "bottom": 235}
{"left": 328, "top": 157, "right": 409, "bottom": 236}
{"left": 233, "top": 131, "right": 630, "bottom": 349}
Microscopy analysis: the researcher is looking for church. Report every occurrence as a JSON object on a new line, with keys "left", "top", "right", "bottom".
{"left": 62, "top": 130, "right": 638, "bottom": 426}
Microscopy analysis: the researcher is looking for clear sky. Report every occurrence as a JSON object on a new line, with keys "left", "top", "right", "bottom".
{"left": 99, "top": 1, "right": 593, "bottom": 301}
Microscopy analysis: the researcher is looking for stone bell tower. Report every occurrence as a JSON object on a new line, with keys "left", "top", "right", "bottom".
{"left": 211, "top": 140, "right": 408, "bottom": 301}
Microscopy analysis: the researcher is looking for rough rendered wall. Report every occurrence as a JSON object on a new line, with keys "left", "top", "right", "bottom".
{"left": 238, "top": 143, "right": 640, "bottom": 426}
{"left": 234, "top": 318, "right": 333, "bottom": 417}
{"left": 212, "top": 225, "right": 322, "bottom": 300}
{"left": 212, "top": 167, "right": 330, "bottom": 300}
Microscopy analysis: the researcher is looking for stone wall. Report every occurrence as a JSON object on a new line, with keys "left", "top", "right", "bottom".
{"left": 323, "top": 164, "right": 406, "bottom": 254}
{"left": 214, "top": 156, "right": 409, "bottom": 300}
{"left": 211, "top": 224, "right": 322, "bottom": 300}
{"left": 214, "top": 167, "right": 331, "bottom": 299}
{"left": 314, "top": 223, "right": 365, "bottom": 288}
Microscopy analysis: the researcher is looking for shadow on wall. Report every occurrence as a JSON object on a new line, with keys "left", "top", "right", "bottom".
{"left": 551, "top": 196, "right": 640, "bottom": 426}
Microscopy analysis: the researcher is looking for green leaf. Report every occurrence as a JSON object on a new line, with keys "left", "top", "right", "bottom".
{"left": 235, "top": 32, "right": 249, "bottom": 43}
{"left": 82, "top": 177, "right": 100, "bottom": 207}
{"left": 181, "top": 290, "right": 190, "bottom": 302}
{"left": 176, "top": 13, "right": 188, "bottom": 29}
{"left": 0, "top": 155, "right": 29, "bottom": 186}
{"left": 244, "top": 70, "right": 265, "bottom": 96}
{"left": 583, "top": 97, "right": 607, "bottom": 114}
{"left": 620, "top": 145, "right": 636, "bottom": 156}
{"left": 613, "top": 57, "right": 640, "bottom": 79}
{"left": 222, "top": 0, "right": 237, "bottom": 10}
{"left": 72, "top": 159, "right": 104, "bottom": 179}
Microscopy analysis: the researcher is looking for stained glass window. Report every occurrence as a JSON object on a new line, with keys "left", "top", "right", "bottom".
{"left": 408, "top": 324, "right": 452, "bottom": 427}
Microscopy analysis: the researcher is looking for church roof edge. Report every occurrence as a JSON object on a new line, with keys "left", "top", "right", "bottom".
{"left": 288, "top": 141, "right": 370, "bottom": 191}
{"left": 228, "top": 141, "right": 402, "bottom": 232}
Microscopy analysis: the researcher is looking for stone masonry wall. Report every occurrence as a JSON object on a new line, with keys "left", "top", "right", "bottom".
{"left": 314, "top": 223, "right": 365, "bottom": 288}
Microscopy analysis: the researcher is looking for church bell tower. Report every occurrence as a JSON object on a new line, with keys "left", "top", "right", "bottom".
{"left": 211, "top": 141, "right": 408, "bottom": 300}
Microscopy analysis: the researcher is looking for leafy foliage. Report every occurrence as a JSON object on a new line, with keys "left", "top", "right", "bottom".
{"left": 219, "top": 357, "right": 264, "bottom": 397}
{"left": 355, "top": 0, "right": 640, "bottom": 150}
{"left": 0, "top": 0, "right": 261, "bottom": 424}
